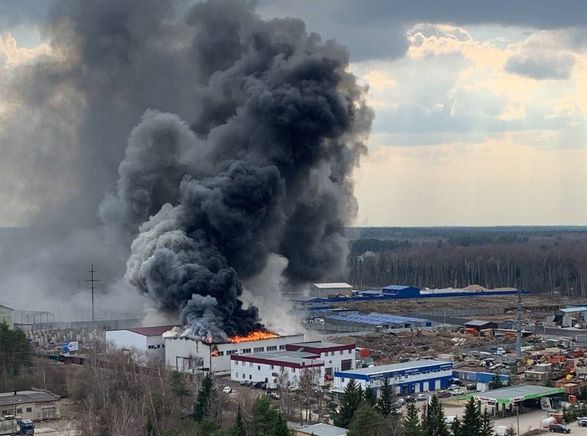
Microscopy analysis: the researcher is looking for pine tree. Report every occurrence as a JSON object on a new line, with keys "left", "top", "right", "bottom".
{"left": 480, "top": 408, "right": 494, "bottom": 436}
{"left": 229, "top": 406, "right": 247, "bottom": 436}
{"left": 460, "top": 397, "right": 482, "bottom": 436}
{"left": 377, "top": 377, "right": 396, "bottom": 416}
{"left": 333, "top": 379, "right": 364, "bottom": 428}
{"left": 364, "top": 388, "right": 377, "bottom": 407}
{"left": 404, "top": 402, "right": 423, "bottom": 436}
{"left": 348, "top": 404, "right": 385, "bottom": 436}
{"left": 451, "top": 416, "right": 462, "bottom": 436}
{"left": 488, "top": 375, "right": 504, "bottom": 390}
{"left": 423, "top": 395, "right": 449, "bottom": 436}
{"left": 0, "top": 322, "right": 32, "bottom": 389}
{"left": 194, "top": 373, "right": 217, "bottom": 422}
{"left": 250, "top": 396, "right": 290, "bottom": 436}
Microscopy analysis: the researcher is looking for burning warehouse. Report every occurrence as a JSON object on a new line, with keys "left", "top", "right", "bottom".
{"left": 164, "top": 327, "right": 304, "bottom": 374}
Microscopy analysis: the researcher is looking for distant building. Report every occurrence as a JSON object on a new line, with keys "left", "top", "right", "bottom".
{"left": 0, "top": 390, "right": 60, "bottom": 421}
{"left": 325, "top": 313, "right": 432, "bottom": 333}
{"left": 230, "top": 341, "right": 355, "bottom": 387}
{"left": 382, "top": 285, "right": 420, "bottom": 297}
{"left": 0, "top": 305, "right": 14, "bottom": 329}
{"left": 334, "top": 359, "right": 453, "bottom": 395}
{"left": 309, "top": 283, "right": 353, "bottom": 298}
{"left": 295, "top": 423, "right": 347, "bottom": 436}
{"left": 555, "top": 306, "right": 587, "bottom": 328}
{"left": 105, "top": 325, "right": 177, "bottom": 362}
{"left": 464, "top": 320, "right": 498, "bottom": 332}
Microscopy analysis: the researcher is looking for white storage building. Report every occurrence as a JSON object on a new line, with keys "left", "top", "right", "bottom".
{"left": 105, "top": 325, "right": 176, "bottom": 362}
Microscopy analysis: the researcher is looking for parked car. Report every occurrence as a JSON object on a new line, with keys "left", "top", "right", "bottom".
{"left": 466, "top": 383, "right": 477, "bottom": 391}
{"left": 450, "top": 389, "right": 465, "bottom": 396}
{"left": 222, "top": 386, "right": 232, "bottom": 394}
{"left": 437, "top": 391, "right": 451, "bottom": 398}
{"left": 253, "top": 382, "right": 264, "bottom": 389}
{"left": 395, "top": 398, "right": 406, "bottom": 407}
{"left": 404, "top": 396, "right": 415, "bottom": 403}
{"left": 416, "top": 394, "right": 428, "bottom": 402}
{"left": 578, "top": 418, "right": 587, "bottom": 427}
{"left": 239, "top": 380, "right": 248, "bottom": 386}
{"left": 549, "top": 423, "right": 571, "bottom": 433}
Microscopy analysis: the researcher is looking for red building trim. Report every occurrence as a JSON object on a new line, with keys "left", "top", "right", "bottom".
{"left": 230, "top": 354, "right": 323, "bottom": 369}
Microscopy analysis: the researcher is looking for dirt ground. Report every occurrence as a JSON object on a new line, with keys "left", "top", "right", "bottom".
{"left": 35, "top": 399, "right": 81, "bottom": 435}
{"left": 336, "top": 294, "right": 581, "bottom": 318}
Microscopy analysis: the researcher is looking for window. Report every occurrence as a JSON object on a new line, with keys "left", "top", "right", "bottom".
{"left": 234, "top": 361, "right": 238, "bottom": 366}
{"left": 26, "top": 408, "right": 32, "bottom": 413}
{"left": 271, "top": 365, "right": 274, "bottom": 370}
{"left": 339, "top": 350, "right": 343, "bottom": 355}
{"left": 218, "top": 351, "right": 224, "bottom": 356}
{"left": 267, "top": 345, "right": 277, "bottom": 351}
{"left": 348, "top": 349, "right": 352, "bottom": 354}
{"left": 236, "top": 372, "right": 239, "bottom": 378}
{"left": 249, "top": 362, "right": 253, "bottom": 367}
{"left": 242, "top": 348, "right": 251, "bottom": 354}
{"left": 257, "top": 366, "right": 261, "bottom": 371}
{"left": 226, "top": 350, "right": 237, "bottom": 355}
{"left": 249, "top": 374, "right": 252, "bottom": 380}
{"left": 279, "top": 345, "right": 286, "bottom": 350}
{"left": 16, "top": 408, "right": 22, "bottom": 413}
{"left": 242, "top": 374, "right": 245, "bottom": 379}
{"left": 1, "top": 410, "right": 7, "bottom": 415}
{"left": 254, "top": 347, "right": 264, "bottom": 353}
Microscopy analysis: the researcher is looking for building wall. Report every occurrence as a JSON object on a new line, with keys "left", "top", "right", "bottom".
{"left": 335, "top": 362, "right": 453, "bottom": 395}
{"left": 0, "top": 308, "right": 13, "bottom": 329}
{"left": 165, "top": 334, "right": 305, "bottom": 374}
{"left": 0, "top": 401, "right": 60, "bottom": 421}
{"left": 106, "top": 330, "right": 147, "bottom": 353}
{"left": 231, "top": 360, "right": 323, "bottom": 389}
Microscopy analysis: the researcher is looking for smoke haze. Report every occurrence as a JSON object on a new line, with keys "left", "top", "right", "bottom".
{"left": 0, "top": 0, "right": 371, "bottom": 337}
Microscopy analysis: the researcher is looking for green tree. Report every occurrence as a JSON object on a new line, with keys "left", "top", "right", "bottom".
{"left": 377, "top": 377, "right": 396, "bottom": 416}
{"left": 423, "top": 395, "right": 449, "bottom": 436}
{"left": 250, "top": 396, "right": 290, "bottom": 436}
{"left": 348, "top": 404, "right": 386, "bottom": 436}
{"left": 459, "top": 397, "right": 482, "bottom": 436}
{"left": 0, "top": 322, "right": 32, "bottom": 388}
{"left": 229, "top": 406, "right": 247, "bottom": 436}
{"left": 170, "top": 370, "right": 190, "bottom": 403}
{"left": 333, "top": 379, "right": 364, "bottom": 428}
{"left": 404, "top": 402, "right": 423, "bottom": 436}
{"left": 480, "top": 408, "right": 494, "bottom": 436}
{"left": 451, "top": 417, "right": 462, "bottom": 436}
{"left": 194, "top": 374, "right": 218, "bottom": 423}
{"left": 364, "top": 388, "right": 377, "bottom": 407}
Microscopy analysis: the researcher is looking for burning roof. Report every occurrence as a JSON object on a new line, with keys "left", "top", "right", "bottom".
{"left": 162, "top": 326, "right": 280, "bottom": 344}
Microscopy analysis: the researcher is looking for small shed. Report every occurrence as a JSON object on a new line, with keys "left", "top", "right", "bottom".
{"left": 465, "top": 320, "right": 498, "bottom": 332}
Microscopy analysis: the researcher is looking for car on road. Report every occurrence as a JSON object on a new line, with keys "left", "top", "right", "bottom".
{"left": 578, "top": 417, "right": 587, "bottom": 427}
{"left": 450, "top": 389, "right": 465, "bottom": 396}
{"left": 416, "top": 394, "right": 428, "bottom": 402}
{"left": 548, "top": 423, "right": 571, "bottom": 433}
{"left": 222, "top": 386, "right": 232, "bottom": 394}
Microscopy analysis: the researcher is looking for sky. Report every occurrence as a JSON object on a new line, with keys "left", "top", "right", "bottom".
{"left": 2, "top": 1, "right": 587, "bottom": 227}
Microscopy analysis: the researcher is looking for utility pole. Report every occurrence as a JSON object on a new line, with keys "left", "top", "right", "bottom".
{"left": 86, "top": 264, "right": 100, "bottom": 323}
{"left": 516, "top": 289, "right": 523, "bottom": 360}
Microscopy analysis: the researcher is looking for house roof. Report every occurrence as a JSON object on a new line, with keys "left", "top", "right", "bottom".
{"left": 0, "top": 391, "right": 59, "bottom": 407}
{"left": 558, "top": 307, "right": 587, "bottom": 313}
{"left": 465, "top": 320, "right": 496, "bottom": 327}
{"left": 336, "top": 359, "right": 452, "bottom": 377}
{"left": 296, "top": 423, "right": 348, "bottom": 436}
{"left": 312, "top": 283, "right": 353, "bottom": 289}
{"left": 112, "top": 325, "right": 177, "bottom": 337}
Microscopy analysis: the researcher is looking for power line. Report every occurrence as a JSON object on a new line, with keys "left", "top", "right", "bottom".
{"left": 85, "top": 264, "right": 100, "bottom": 323}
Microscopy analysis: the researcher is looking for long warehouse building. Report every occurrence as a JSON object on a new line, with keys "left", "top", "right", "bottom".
{"left": 325, "top": 312, "right": 432, "bottom": 333}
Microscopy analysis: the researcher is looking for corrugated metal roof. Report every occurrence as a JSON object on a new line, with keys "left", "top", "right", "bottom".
{"left": 559, "top": 307, "right": 587, "bottom": 313}
{"left": 476, "top": 384, "right": 564, "bottom": 404}
{"left": 465, "top": 320, "right": 496, "bottom": 326}
{"left": 382, "top": 285, "right": 416, "bottom": 291}
{"left": 297, "top": 423, "right": 347, "bottom": 436}
{"left": 337, "top": 359, "right": 451, "bottom": 376}
{"left": 0, "top": 391, "right": 59, "bottom": 407}
{"left": 312, "top": 283, "right": 353, "bottom": 289}
{"left": 326, "top": 312, "right": 430, "bottom": 326}
{"left": 110, "top": 325, "right": 177, "bottom": 337}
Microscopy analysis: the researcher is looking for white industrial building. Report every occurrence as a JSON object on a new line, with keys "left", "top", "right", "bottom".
{"left": 309, "top": 283, "right": 353, "bottom": 297}
{"left": 105, "top": 325, "right": 176, "bottom": 362}
{"left": 164, "top": 327, "right": 304, "bottom": 375}
{"left": 230, "top": 341, "right": 356, "bottom": 388}
{"left": 334, "top": 359, "right": 453, "bottom": 395}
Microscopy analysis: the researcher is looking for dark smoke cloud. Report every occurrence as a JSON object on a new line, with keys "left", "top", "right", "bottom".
{"left": 101, "top": 0, "right": 372, "bottom": 339}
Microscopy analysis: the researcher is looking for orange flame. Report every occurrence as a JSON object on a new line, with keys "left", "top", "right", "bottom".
{"left": 229, "top": 330, "right": 279, "bottom": 343}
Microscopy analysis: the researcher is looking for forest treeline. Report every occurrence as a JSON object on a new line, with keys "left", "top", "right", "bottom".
{"left": 345, "top": 228, "right": 587, "bottom": 296}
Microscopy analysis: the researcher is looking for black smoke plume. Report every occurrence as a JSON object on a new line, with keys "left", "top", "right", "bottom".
{"left": 98, "top": 0, "right": 372, "bottom": 340}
